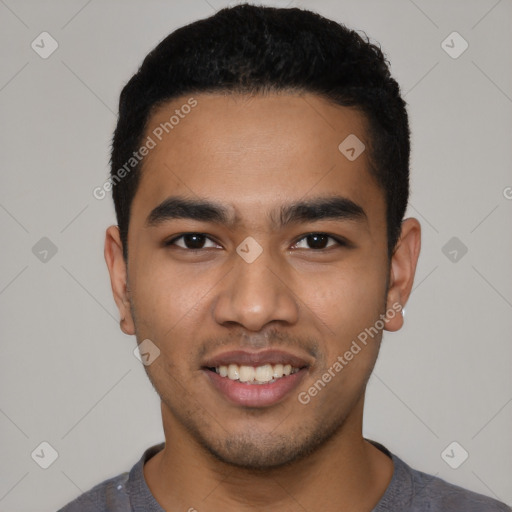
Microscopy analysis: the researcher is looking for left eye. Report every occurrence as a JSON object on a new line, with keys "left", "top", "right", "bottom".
{"left": 293, "top": 233, "right": 344, "bottom": 250}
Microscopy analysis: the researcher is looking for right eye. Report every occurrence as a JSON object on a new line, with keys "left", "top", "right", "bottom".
{"left": 164, "top": 233, "right": 221, "bottom": 251}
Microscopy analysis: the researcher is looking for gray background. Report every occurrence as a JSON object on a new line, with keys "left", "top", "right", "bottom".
{"left": 1, "top": 0, "right": 511, "bottom": 510}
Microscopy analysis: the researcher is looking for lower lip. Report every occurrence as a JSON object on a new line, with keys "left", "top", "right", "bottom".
{"left": 203, "top": 368, "right": 308, "bottom": 408}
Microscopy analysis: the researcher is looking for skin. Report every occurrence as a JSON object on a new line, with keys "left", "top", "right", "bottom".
{"left": 105, "top": 92, "right": 421, "bottom": 511}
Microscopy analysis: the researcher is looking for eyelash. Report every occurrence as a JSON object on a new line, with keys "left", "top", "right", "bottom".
{"left": 164, "top": 232, "right": 348, "bottom": 251}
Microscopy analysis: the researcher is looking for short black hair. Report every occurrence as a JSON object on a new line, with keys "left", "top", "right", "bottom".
{"left": 110, "top": 3, "right": 410, "bottom": 261}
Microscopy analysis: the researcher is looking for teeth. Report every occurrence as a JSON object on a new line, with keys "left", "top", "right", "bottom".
{"left": 228, "top": 364, "right": 239, "bottom": 380}
{"left": 239, "top": 365, "right": 255, "bottom": 382}
{"left": 214, "top": 363, "right": 300, "bottom": 384}
{"left": 272, "top": 364, "right": 284, "bottom": 378}
{"left": 255, "top": 364, "right": 273, "bottom": 382}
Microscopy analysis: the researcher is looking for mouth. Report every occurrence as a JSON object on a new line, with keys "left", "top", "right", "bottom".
{"left": 206, "top": 363, "right": 301, "bottom": 384}
{"left": 201, "top": 350, "right": 310, "bottom": 407}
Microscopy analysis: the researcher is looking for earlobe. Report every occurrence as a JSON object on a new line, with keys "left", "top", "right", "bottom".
{"left": 384, "top": 217, "right": 421, "bottom": 332}
{"left": 104, "top": 225, "right": 136, "bottom": 335}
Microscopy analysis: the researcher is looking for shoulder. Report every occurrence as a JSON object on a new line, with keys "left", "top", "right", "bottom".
{"left": 389, "top": 452, "right": 511, "bottom": 512}
{"left": 57, "top": 442, "right": 165, "bottom": 512}
{"left": 57, "top": 471, "right": 130, "bottom": 512}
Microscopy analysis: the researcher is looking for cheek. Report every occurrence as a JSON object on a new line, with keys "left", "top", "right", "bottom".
{"left": 128, "top": 257, "right": 218, "bottom": 346}
{"left": 298, "top": 260, "right": 386, "bottom": 339}
{"left": 295, "top": 260, "right": 387, "bottom": 399}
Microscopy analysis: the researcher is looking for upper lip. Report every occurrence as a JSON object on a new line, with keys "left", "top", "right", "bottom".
{"left": 202, "top": 349, "right": 311, "bottom": 369}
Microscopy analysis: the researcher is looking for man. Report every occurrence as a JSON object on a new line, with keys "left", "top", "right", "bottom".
{"left": 60, "top": 4, "right": 510, "bottom": 511}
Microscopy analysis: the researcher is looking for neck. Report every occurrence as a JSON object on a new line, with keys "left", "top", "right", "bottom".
{"left": 144, "top": 397, "right": 393, "bottom": 511}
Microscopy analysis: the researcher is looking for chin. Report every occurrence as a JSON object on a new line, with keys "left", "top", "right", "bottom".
{"left": 206, "top": 439, "right": 307, "bottom": 470}
{"left": 199, "top": 421, "right": 340, "bottom": 471}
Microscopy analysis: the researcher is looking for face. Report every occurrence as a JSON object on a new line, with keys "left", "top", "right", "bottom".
{"left": 106, "top": 92, "right": 419, "bottom": 469}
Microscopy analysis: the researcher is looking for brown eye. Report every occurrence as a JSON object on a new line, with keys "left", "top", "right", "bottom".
{"left": 165, "top": 233, "right": 219, "bottom": 250}
{"left": 293, "top": 233, "right": 345, "bottom": 250}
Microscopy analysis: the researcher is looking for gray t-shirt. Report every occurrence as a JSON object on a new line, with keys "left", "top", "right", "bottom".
{"left": 58, "top": 440, "right": 511, "bottom": 511}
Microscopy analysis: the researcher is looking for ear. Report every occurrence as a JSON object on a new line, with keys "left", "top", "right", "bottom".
{"left": 384, "top": 218, "right": 421, "bottom": 332}
{"left": 104, "top": 225, "right": 135, "bottom": 335}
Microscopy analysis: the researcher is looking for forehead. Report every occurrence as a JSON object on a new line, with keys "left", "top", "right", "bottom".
{"left": 131, "top": 92, "right": 384, "bottom": 229}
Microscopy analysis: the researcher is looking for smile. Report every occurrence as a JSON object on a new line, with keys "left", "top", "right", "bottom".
{"left": 209, "top": 363, "right": 301, "bottom": 385}
{"left": 201, "top": 349, "right": 311, "bottom": 407}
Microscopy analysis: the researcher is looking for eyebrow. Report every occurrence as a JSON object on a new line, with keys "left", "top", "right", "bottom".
{"left": 145, "top": 195, "right": 367, "bottom": 229}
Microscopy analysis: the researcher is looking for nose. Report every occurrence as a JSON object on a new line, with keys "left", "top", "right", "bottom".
{"left": 212, "top": 247, "right": 300, "bottom": 332}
